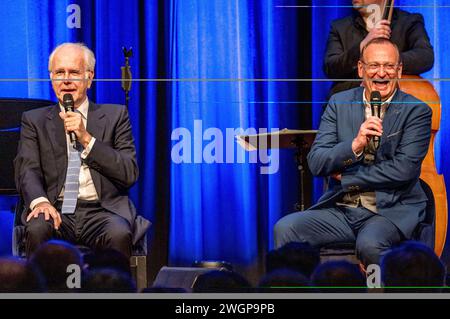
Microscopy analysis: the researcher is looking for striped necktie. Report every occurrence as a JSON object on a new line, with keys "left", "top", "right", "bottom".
{"left": 61, "top": 141, "right": 82, "bottom": 214}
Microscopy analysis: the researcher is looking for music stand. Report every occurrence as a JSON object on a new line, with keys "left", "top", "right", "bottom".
{"left": 236, "top": 128, "right": 317, "bottom": 211}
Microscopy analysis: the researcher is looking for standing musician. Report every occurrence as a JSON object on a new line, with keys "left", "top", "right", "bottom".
{"left": 324, "top": 0, "right": 434, "bottom": 96}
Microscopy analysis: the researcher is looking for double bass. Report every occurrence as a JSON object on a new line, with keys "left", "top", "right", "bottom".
{"left": 382, "top": 0, "right": 448, "bottom": 256}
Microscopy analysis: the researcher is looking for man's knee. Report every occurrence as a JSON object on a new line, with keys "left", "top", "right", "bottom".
{"left": 25, "top": 216, "right": 54, "bottom": 257}
{"left": 274, "top": 217, "right": 291, "bottom": 240}
{"left": 356, "top": 222, "right": 403, "bottom": 265}
{"left": 356, "top": 237, "right": 389, "bottom": 266}
{"left": 273, "top": 213, "right": 309, "bottom": 248}
{"left": 25, "top": 216, "right": 53, "bottom": 239}
{"left": 104, "top": 218, "right": 132, "bottom": 247}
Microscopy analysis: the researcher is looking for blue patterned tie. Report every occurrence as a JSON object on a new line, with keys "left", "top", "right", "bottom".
{"left": 61, "top": 141, "right": 82, "bottom": 214}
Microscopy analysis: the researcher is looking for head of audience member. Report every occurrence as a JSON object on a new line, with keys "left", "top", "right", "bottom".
{"left": 258, "top": 268, "right": 310, "bottom": 293}
{"left": 192, "top": 270, "right": 251, "bottom": 293}
{"left": 266, "top": 242, "right": 320, "bottom": 278}
{"left": 84, "top": 249, "right": 131, "bottom": 276}
{"left": 381, "top": 241, "right": 446, "bottom": 293}
{"left": 82, "top": 268, "right": 136, "bottom": 293}
{"left": 29, "top": 240, "right": 83, "bottom": 292}
{"left": 0, "top": 257, "right": 45, "bottom": 292}
{"left": 352, "top": 0, "right": 383, "bottom": 17}
{"left": 142, "top": 286, "right": 187, "bottom": 293}
{"left": 48, "top": 42, "right": 95, "bottom": 108}
{"left": 311, "top": 261, "right": 367, "bottom": 293}
{"left": 358, "top": 37, "right": 402, "bottom": 101}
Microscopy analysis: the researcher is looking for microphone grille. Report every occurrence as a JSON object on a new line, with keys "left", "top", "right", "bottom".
{"left": 63, "top": 93, "right": 74, "bottom": 104}
{"left": 370, "top": 91, "right": 382, "bottom": 102}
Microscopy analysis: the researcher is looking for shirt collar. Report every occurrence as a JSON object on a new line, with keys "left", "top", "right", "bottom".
{"left": 59, "top": 97, "right": 89, "bottom": 119}
{"left": 362, "top": 89, "right": 397, "bottom": 107}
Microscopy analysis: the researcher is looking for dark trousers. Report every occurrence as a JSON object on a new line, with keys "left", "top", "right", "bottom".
{"left": 274, "top": 206, "right": 404, "bottom": 266}
{"left": 25, "top": 200, "right": 132, "bottom": 259}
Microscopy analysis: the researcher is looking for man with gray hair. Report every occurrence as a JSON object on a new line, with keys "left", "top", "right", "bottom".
{"left": 14, "top": 42, "right": 141, "bottom": 259}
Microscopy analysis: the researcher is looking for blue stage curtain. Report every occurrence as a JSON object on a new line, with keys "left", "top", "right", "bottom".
{"left": 168, "top": 0, "right": 304, "bottom": 273}
{"left": 311, "top": 0, "right": 352, "bottom": 203}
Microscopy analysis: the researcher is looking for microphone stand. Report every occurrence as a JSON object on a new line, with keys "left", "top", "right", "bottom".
{"left": 121, "top": 47, "right": 133, "bottom": 109}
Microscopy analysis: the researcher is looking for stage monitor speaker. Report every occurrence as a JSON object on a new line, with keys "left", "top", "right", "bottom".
{"left": 153, "top": 266, "right": 226, "bottom": 292}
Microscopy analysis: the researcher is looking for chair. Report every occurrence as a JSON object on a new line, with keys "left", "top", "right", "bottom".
{"left": 0, "top": 98, "right": 150, "bottom": 291}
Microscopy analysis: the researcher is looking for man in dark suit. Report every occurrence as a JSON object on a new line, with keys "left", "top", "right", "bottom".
{"left": 274, "top": 38, "right": 432, "bottom": 266}
{"left": 324, "top": 0, "right": 434, "bottom": 96}
{"left": 14, "top": 43, "right": 140, "bottom": 259}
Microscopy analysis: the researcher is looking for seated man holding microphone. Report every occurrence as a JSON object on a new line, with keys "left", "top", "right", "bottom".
{"left": 274, "top": 38, "right": 432, "bottom": 266}
{"left": 14, "top": 42, "right": 141, "bottom": 259}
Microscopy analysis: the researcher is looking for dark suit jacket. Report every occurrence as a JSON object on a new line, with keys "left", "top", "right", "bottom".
{"left": 324, "top": 9, "right": 434, "bottom": 96}
{"left": 14, "top": 101, "right": 148, "bottom": 243}
{"left": 307, "top": 87, "right": 432, "bottom": 238}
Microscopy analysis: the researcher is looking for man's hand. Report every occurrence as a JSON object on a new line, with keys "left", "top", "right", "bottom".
{"left": 26, "top": 202, "right": 62, "bottom": 230}
{"left": 59, "top": 111, "right": 92, "bottom": 148}
{"left": 352, "top": 116, "right": 383, "bottom": 155}
{"left": 360, "top": 20, "right": 391, "bottom": 51}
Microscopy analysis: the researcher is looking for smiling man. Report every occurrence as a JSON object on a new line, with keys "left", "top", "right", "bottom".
{"left": 358, "top": 36, "right": 401, "bottom": 99}
{"left": 14, "top": 43, "right": 145, "bottom": 259}
{"left": 274, "top": 38, "right": 432, "bottom": 266}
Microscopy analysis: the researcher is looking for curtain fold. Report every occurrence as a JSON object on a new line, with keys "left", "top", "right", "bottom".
{"left": 168, "top": 0, "right": 305, "bottom": 279}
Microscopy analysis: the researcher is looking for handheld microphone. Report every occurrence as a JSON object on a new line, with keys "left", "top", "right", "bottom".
{"left": 370, "top": 91, "right": 382, "bottom": 147}
{"left": 62, "top": 93, "right": 76, "bottom": 143}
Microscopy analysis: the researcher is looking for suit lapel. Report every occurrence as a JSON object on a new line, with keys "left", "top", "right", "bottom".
{"left": 352, "top": 88, "right": 365, "bottom": 137}
{"left": 45, "top": 104, "right": 67, "bottom": 194}
{"left": 381, "top": 90, "right": 402, "bottom": 141}
{"left": 87, "top": 101, "right": 106, "bottom": 197}
{"left": 87, "top": 101, "right": 106, "bottom": 141}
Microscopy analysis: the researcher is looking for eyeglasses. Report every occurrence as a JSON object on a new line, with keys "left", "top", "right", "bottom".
{"left": 361, "top": 62, "right": 400, "bottom": 73}
{"left": 51, "top": 69, "right": 90, "bottom": 80}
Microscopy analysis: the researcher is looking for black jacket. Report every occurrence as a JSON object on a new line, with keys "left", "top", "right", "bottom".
{"left": 324, "top": 9, "right": 434, "bottom": 96}
{"left": 14, "top": 102, "right": 139, "bottom": 223}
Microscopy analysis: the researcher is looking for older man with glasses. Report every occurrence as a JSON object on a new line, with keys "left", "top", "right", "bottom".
{"left": 274, "top": 38, "right": 432, "bottom": 266}
{"left": 14, "top": 43, "right": 142, "bottom": 259}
